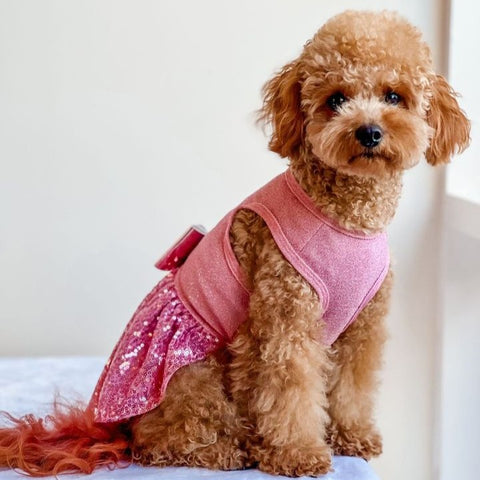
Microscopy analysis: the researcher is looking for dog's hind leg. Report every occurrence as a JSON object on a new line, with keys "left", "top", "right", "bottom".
{"left": 326, "top": 268, "right": 392, "bottom": 459}
{"left": 130, "top": 354, "right": 248, "bottom": 470}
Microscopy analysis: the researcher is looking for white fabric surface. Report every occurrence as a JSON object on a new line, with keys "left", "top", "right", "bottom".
{"left": 0, "top": 357, "right": 379, "bottom": 479}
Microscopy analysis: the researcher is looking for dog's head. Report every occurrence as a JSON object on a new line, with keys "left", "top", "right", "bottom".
{"left": 260, "top": 10, "right": 470, "bottom": 178}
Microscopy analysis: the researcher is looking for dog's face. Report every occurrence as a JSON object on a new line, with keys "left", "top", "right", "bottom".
{"left": 260, "top": 11, "right": 470, "bottom": 179}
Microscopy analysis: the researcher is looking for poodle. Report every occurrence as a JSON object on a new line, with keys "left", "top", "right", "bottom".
{"left": 0, "top": 10, "right": 469, "bottom": 478}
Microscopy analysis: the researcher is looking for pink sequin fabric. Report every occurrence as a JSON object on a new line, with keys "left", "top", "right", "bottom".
{"left": 90, "top": 272, "right": 220, "bottom": 423}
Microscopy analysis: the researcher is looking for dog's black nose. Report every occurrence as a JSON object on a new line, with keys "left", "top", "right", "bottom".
{"left": 355, "top": 125, "right": 383, "bottom": 148}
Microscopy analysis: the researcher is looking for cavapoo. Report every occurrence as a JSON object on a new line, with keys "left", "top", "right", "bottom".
{"left": 0, "top": 10, "right": 469, "bottom": 478}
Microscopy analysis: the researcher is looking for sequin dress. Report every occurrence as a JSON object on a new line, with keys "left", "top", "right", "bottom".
{"left": 90, "top": 273, "right": 220, "bottom": 423}
{"left": 91, "top": 169, "right": 389, "bottom": 423}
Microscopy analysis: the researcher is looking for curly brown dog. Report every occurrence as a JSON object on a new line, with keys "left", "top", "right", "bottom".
{"left": 0, "top": 10, "right": 469, "bottom": 478}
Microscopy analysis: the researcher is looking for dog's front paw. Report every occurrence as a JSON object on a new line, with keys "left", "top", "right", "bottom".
{"left": 250, "top": 443, "right": 332, "bottom": 477}
{"left": 328, "top": 423, "right": 382, "bottom": 460}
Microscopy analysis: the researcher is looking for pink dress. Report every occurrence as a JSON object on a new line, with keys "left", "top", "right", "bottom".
{"left": 90, "top": 273, "right": 220, "bottom": 423}
{"left": 90, "top": 169, "right": 389, "bottom": 423}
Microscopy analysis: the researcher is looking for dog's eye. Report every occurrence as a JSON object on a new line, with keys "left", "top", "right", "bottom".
{"left": 385, "top": 91, "right": 402, "bottom": 105}
{"left": 326, "top": 92, "right": 347, "bottom": 111}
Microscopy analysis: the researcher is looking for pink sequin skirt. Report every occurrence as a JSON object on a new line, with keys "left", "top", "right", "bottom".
{"left": 90, "top": 273, "right": 221, "bottom": 423}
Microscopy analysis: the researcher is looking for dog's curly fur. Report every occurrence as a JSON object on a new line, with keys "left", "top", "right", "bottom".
{"left": 0, "top": 10, "right": 470, "bottom": 478}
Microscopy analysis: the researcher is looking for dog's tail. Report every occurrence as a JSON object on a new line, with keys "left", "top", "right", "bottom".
{"left": 0, "top": 401, "right": 131, "bottom": 477}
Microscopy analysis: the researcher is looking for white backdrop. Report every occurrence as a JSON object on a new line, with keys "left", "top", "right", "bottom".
{"left": 440, "top": 1, "right": 480, "bottom": 479}
{"left": 0, "top": 1, "right": 447, "bottom": 480}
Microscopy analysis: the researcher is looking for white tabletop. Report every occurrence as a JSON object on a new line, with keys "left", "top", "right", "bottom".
{"left": 0, "top": 357, "right": 379, "bottom": 480}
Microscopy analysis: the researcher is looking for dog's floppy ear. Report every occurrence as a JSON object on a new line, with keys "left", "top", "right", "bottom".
{"left": 259, "top": 61, "right": 304, "bottom": 159}
{"left": 425, "top": 75, "right": 470, "bottom": 165}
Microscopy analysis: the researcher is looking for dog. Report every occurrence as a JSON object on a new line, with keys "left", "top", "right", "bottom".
{"left": 0, "top": 10, "right": 469, "bottom": 478}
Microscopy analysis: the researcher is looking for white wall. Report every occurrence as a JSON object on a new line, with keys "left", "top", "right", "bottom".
{"left": 0, "top": 1, "right": 446, "bottom": 480}
{"left": 440, "top": 229, "right": 480, "bottom": 480}
{"left": 447, "top": 0, "right": 480, "bottom": 203}
{"left": 439, "top": 1, "right": 480, "bottom": 478}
